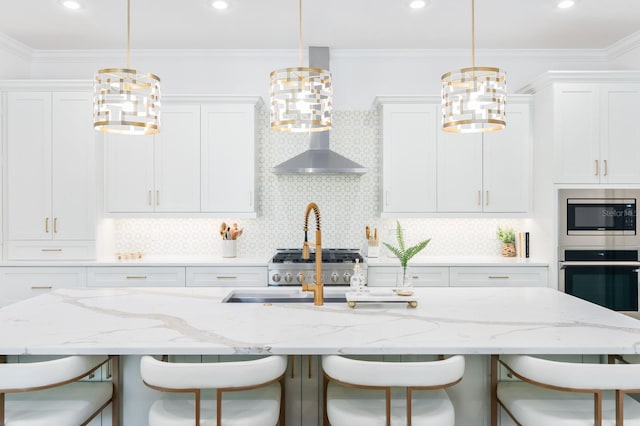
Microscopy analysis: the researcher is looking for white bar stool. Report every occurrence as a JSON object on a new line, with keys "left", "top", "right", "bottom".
{"left": 497, "top": 355, "right": 640, "bottom": 425}
{"left": 140, "top": 355, "right": 287, "bottom": 426}
{"left": 0, "top": 355, "right": 116, "bottom": 425}
{"left": 322, "top": 355, "right": 465, "bottom": 426}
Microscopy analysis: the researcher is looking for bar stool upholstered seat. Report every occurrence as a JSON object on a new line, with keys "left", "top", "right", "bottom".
{"left": 322, "top": 355, "right": 465, "bottom": 426}
{"left": 498, "top": 355, "right": 640, "bottom": 426}
{"left": 0, "top": 355, "right": 114, "bottom": 426}
{"left": 140, "top": 355, "right": 287, "bottom": 426}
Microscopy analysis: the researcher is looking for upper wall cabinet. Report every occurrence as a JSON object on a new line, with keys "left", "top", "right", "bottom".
{"left": 519, "top": 71, "right": 640, "bottom": 184}
{"left": 104, "top": 97, "right": 259, "bottom": 217}
{"left": 437, "top": 102, "right": 530, "bottom": 213}
{"left": 4, "top": 87, "right": 96, "bottom": 260}
{"left": 105, "top": 104, "right": 201, "bottom": 213}
{"left": 378, "top": 101, "right": 437, "bottom": 215}
{"left": 200, "top": 103, "right": 256, "bottom": 214}
{"left": 554, "top": 83, "right": 640, "bottom": 183}
{"left": 377, "top": 96, "right": 531, "bottom": 216}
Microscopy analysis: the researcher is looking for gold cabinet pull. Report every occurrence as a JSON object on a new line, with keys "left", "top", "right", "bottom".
{"left": 489, "top": 275, "right": 510, "bottom": 279}
{"left": 148, "top": 190, "right": 152, "bottom": 206}
{"left": 486, "top": 190, "right": 489, "bottom": 206}
{"left": 106, "top": 359, "right": 112, "bottom": 379}
{"left": 595, "top": 160, "right": 599, "bottom": 176}
{"left": 41, "top": 248, "right": 62, "bottom": 252}
{"left": 604, "top": 159, "right": 608, "bottom": 176}
{"left": 53, "top": 217, "right": 57, "bottom": 233}
{"left": 45, "top": 217, "right": 49, "bottom": 233}
{"left": 156, "top": 190, "right": 159, "bottom": 205}
{"left": 125, "top": 276, "right": 147, "bottom": 280}
{"left": 477, "top": 190, "right": 481, "bottom": 205}
{"left": 216, "top": 276, "right": 237, "bottom": 280}
{"left": 31, "top": 286, "right": 53, "bottom": 290}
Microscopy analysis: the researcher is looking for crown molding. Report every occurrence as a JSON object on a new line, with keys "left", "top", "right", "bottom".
{"left": 0, "top": 33, "right": 32, "bottom": 60}
{"left": 517, "top": 70, "right": 640, "bottom": 94}
{"left": 607, "top": 30, "right": 640, "bottom": 60}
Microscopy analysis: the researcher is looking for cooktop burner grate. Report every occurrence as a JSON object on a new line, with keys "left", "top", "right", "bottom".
{"left": 271, "top": 248, "right": 363, "bottom": 264}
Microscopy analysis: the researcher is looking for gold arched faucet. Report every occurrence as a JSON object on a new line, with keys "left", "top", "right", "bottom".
{"left": 301, "top": 202, "right": 323, "bottom": 306}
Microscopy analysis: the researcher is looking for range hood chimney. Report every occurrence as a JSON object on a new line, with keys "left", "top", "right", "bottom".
{"left": 272, "top": 47, "right": 367, "bottom": 175}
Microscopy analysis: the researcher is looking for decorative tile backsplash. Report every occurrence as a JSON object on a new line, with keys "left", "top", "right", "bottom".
{"left": 114, "top": 108, "right": 528, "bottom": 258}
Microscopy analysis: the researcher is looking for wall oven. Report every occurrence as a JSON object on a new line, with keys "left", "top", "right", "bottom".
{"left": 558, "top": 189, "right": 640, "bottom": 314}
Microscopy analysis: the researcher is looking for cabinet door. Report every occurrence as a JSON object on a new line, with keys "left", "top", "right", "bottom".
{"left": 437, "top": 132, "right": 483, "bottom": 212}
{"left": 87, "top": 267, "right": 186, "bottom": 287}
{"left": 449, "top": 266, "right": 548, "bottom": 287}
{"left": 483, "top": 103, "right": 530, "bottom": 213}
{"left": 52, "top": 92, "right": 96, "bottom": 239}
{"left": 7, "top": 92, "right": 52, "bottom": 240}
{"left": 553, "top": 84, "right": 600, "bottom": 183}
{"left": 0, "top": 267, "right": 86, "bottom": 308}
{"left": 201, "top": 103, "right": 256, "bottom": 214}
{"left": 186, "top": 266, "right": 267, "bottom": 287}
{"left": 154, "top": 104, "right": 201, "bottom": 212}
{"left": 105, "top": 133, "right": 154, "bottom": 212}
{"left": 600, "top": 83, "right": 640, "bottom": 183}
{"left": 381, "top": 104, "right": 437, "bottom": 213}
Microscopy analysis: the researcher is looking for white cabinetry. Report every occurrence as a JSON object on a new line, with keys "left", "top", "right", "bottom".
{"left": 449, "top": 266, "right": 548, "bottom": 287}
{"left": 200, "top": 102, "right": 257, "bottom": 215}
{"left": 367, "top": 265, "right": 548, "bottom": 288}
{"left": 87, "top": 267, "right": 186, "bottom": 287}
{"left": 553, "top": 83, "right": 640, "bottom": 183}
{"left": 186, "top": 266, "right": 267, "bottom": 287}
{"left": 105, "top": 103, "right": 201, "bottom": 213}
{"left": 5, "top": 89, "right": 95, "bottom": 259}
{"left": 376, "top": 97, "right": 530, "bottom": 215}
{"left": 0, "top": 267, "right": 86, "bottom": 307}
{"left": 379, "top": 101, "right": 437, "bottom": 214}
{"left": 437, "top": 103, "right": 530, "bottom": 213}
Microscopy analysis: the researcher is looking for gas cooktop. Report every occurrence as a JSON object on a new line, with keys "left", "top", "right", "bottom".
{"left": 270, "top": 248, "right": 364, "bottom": 264}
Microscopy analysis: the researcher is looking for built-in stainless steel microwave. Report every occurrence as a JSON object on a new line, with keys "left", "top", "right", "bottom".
{"left": 559, "top": 189, "right": 640, "bottom": 248}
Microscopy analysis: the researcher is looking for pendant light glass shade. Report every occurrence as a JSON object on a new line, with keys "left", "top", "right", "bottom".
{"left": 269, "top": 0, "right": 332, "bottom": 132}
{"left": 93, "top": 0, "right": 161, "bottom": 135}
{"left": 441, "top": 0, "right": 506, "bottom": 133}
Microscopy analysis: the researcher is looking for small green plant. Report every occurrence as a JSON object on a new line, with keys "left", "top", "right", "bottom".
{"left": 497, "top": 226, "right": 515, "bottom": 244}
{"left": 383, "top": 221, "right": 431, "bottom": 285}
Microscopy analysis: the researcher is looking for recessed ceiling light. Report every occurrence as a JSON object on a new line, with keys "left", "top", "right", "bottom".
{"left": 409, "top": 0, "right": 427, "bottom": 9}
{"left": 211, "top": 0, "right": 229, "bottom": 10}
{"left": 557, "top": 0, "right": 575, "bottom": 9}
{"left": 60, "top": 0, "right": 82, "bottom": 10}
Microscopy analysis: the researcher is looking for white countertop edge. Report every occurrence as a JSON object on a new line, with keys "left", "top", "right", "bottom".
{"left": 365, "top": 256, "right": 549, "bottom": 267}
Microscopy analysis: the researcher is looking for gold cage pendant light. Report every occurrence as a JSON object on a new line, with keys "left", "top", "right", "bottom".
{"left": 93, "top": 0, "right": 161, "bottom": 135}
{"left": 269, "top": 0, "right": 332, "bottom": 132}
{"left": 441, "top": 0, "right": 506, "bottom": 133}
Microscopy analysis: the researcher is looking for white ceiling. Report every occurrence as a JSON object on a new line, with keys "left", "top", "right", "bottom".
{"left": 1, "top": 0, "right": 639, "bottom": 51}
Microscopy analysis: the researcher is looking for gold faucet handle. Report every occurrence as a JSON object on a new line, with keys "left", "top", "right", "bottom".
{"left": 302, "top": 241, "right": 310, "bottom": 259}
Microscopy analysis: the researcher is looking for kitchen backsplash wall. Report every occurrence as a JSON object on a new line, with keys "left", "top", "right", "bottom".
{"left": 113, "top": 108, "right": 529, "bottom": 258}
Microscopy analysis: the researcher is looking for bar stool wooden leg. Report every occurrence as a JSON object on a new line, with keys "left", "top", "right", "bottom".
{"left": 491, "top": 355, "right": 498, "bottom": 426}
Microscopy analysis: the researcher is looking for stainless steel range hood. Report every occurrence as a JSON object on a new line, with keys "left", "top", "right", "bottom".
{"left": 272, "top": 47, "right": 367, "bottom": 176}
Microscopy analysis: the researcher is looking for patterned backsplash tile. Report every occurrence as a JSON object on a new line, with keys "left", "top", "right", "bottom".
{"left": 114, "top": 108, "right": 528, "bottom": 258}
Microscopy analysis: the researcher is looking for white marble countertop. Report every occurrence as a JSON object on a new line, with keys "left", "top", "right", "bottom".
{"left": 0, "top": 286, "right": 636, "bottom": 356}
{"left": 365, "top": 255, "right": 549, "bottom": 267}
{"left": 0, "top": 255, "right": 548, "bottom": 267}
{"left": 0, "top": 255, "right": 271, "bottom": 267}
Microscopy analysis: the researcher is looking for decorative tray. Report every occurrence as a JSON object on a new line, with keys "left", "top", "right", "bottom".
{"left": 345, "top": 290, "right": 418, "bottom": 308}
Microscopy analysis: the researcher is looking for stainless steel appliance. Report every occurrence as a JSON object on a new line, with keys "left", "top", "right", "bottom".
{"left": 558, "top": 189, "right": 640, "bottom": 314}
{"left": 268, "top": 248, "right": 365, "bottom": 286}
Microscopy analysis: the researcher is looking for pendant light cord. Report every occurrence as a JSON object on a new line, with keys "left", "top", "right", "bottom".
{"left": 298, "top": 0, "right": 302, "bottom": 67}
{"left": 471, "top": 0, "right": 475, "bottom": 68}
{"left": 126, "top": 0, "right": 131, "bottom": 68}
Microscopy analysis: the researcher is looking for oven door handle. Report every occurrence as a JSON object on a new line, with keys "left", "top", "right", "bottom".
{"left": 560, "top": 261, "right": 640, "bottom": 269}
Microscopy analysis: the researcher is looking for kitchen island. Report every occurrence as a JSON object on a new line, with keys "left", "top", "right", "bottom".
{"left": 0, "top": 286, "right": 638, "bottom": 425}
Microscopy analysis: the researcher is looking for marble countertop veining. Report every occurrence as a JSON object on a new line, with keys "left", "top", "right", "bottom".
{"left": 0, "top": 286, "right": 637, "bottom": 356}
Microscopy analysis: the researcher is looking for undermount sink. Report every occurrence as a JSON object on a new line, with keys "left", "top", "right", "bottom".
{"left": 222, "top": 288, "right": 348, "bottom": 303}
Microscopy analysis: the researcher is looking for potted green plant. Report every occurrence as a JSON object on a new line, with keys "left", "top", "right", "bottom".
{"left": 383, "top": 221, "right": 431, "bottom": 292}
{"left": 497, "top": 226, "right": 516, "bottom": 257}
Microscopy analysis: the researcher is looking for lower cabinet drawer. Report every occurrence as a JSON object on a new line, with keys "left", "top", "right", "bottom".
{"left": 186, "top": 267, "right": 267, "bottom": 287}
{"left": 0, "top": 267, "right": 87, "bottom": 307}
{"left": 7, "top": 241, "right": 96, "bottom": 260}
{"left": 87, "top": 267, "right": 186, "bottom": 287}
{"left": 449, "top": 267, "right": 548, "bottom": 287}
{"left": 367, "top": 266, "right": 449, "bottom": 287}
